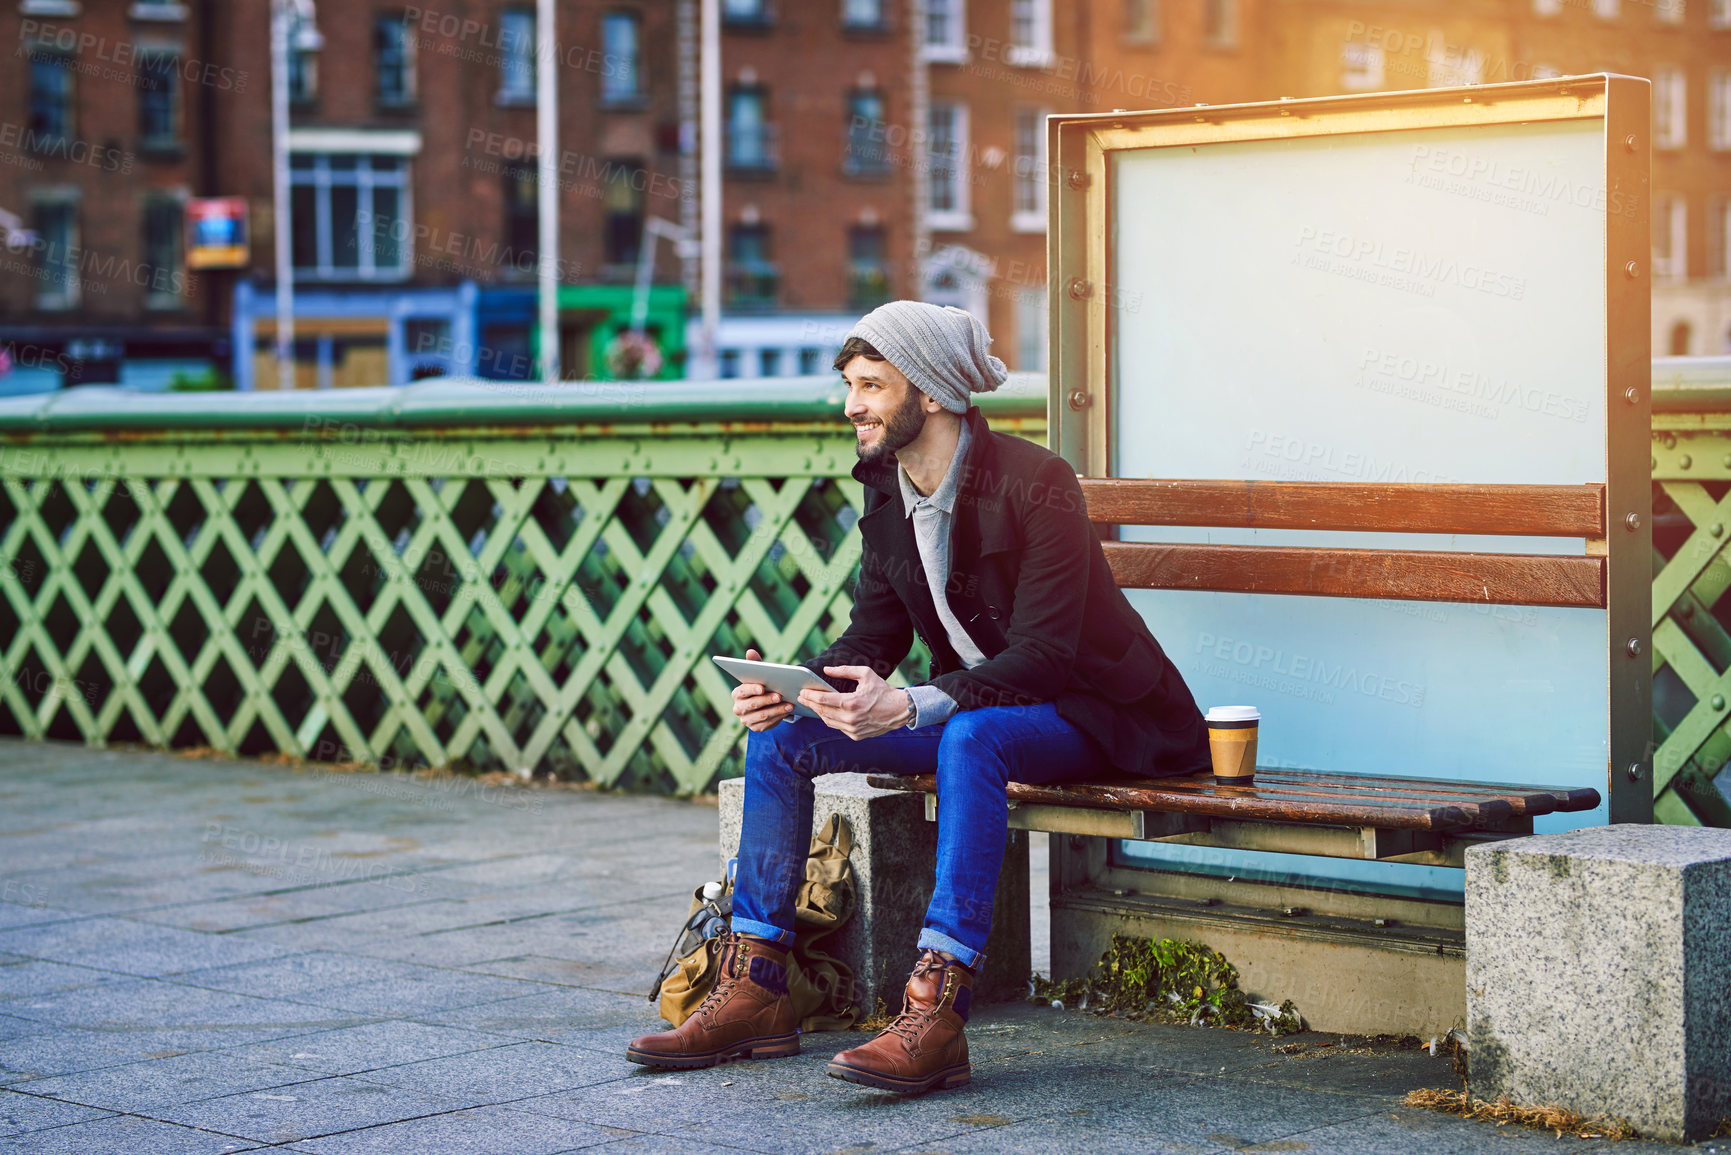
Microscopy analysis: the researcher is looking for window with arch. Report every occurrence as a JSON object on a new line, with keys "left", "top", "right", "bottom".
{"left": 1669, "top": 320, "right": 1693, "bottom": 356}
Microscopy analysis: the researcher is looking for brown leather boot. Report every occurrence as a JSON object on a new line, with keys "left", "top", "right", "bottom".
{"left": 627, "top": 932, "right": 800, "bottom": 1069}
{"left": 827, "top": 950, "right": 973, "bottom": 1093}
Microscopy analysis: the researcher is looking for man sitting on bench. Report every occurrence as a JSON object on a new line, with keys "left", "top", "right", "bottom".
{"left": 627, "top": 301, "right": 1212, "bottom": 1092}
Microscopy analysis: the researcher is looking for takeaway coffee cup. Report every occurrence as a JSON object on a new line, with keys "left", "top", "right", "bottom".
{"left": 1204, "top": 706, "right": 1260, "bottom": 785}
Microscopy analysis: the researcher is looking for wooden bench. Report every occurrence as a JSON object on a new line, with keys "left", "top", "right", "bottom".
{"left": 869, "top": 478, "right": 1605, "bottom": 868}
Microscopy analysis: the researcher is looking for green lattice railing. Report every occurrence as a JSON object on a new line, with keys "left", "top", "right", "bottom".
{"left": 4, "top": 362, "right": 1731, "bottom": 825}
{"left": 1648, "top": 356, "right": 1731, "bottom": 827}
{"left": 0, "top": 377, "right": 1045, "bottom": 794}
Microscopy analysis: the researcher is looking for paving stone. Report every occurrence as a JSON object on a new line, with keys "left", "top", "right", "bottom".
{"left": 1219, "top": 1039, "right": 1456, "bottom": 1099}
{"left": 0, "top": 958, "right": 123, "bottom": 1001}
{"left": 173, "top": 953, "right": 432, "bottom": 1000}
{"left": 899, "top": 1115, "right": 1229, "bottom": 1154}
{"left": 352, "top": 1040, "right": 627, "bottom": 1104}
{"left": 19, "top": 1050, "right": 317, "bottom": 1112}
{"left": 0, "top": 1016, "right": 49, "bottom": 1044}
{"left": 0, "top": 1089, "right": 115, "bottom": 1136}
{"left": 0, "top": 1114, "right": 267, "bottom": 1154}
{"left": 1255, "top": 1104, "right": 1636, "bottom": 1154}
{"left": 225, "top": 1020, "right": 514, "bottom": 1076}
{"left": 0, "top": 917, "right": 291, "bottom": 978}
{"left": 416, "top": 986, "right": 651, "bottom": 1042}
{"left": 1059, "top": 1077, "right": 1391, "bottom": 1147}
{"left": 153, "top": 1075, "right": 471, "bottom": 1145}
{"left": 294, "top": 967, "right": 550, "bottom": 1016}
{"left": 290, "top": 1102, "right": 627, "bottom": 1154}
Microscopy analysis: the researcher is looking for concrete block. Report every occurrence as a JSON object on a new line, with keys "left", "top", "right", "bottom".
{"left": 718, "top": 773, "right": 1029, "bottom": 1017}
{"left": 1465, "top": 824, "right": 1731, "bottom": 1142}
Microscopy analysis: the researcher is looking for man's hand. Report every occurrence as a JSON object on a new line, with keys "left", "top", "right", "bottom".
{"left": 798, "top": 664, "right": 911, "bottom": 741}
{"left": 731, "top": 648, "right": 794, "bottom": 732}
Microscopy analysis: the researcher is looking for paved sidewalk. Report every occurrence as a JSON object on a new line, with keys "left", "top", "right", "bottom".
{"left": 0, "top": 739, "right": 1703, "bottom": 1154}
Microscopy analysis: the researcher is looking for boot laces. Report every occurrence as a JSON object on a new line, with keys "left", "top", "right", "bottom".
{"left": 693, "top": 932, "right": 748, "bottom": 1017}
{"left": 882, "top": 954, "right": 949, "bottom": 1042}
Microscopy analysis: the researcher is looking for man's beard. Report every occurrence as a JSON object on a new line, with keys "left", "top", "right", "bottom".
{"left": 854, "top": 388, "right": 927, "bottom": 463}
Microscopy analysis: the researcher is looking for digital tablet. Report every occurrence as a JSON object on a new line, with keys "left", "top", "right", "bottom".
{"left": 711, "top": 656, "right": 838, "bottom": 720}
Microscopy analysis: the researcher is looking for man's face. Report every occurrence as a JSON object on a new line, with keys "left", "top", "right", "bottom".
{"left": 841, "top": 355, "right": 928, "bottom": 463}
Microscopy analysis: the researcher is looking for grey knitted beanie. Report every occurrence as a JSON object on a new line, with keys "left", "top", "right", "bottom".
{"left": 846, "top": 301, "right": 1008, "bottom": 414}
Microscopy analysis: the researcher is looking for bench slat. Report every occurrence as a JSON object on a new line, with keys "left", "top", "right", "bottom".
{"left": 1092, "top": 772, "right": 1523, "bottom": 822}
{"left": 1081, "top": 480, "right": 1605, "bottom": 538}
{"left": 1103, "top": 542, "right": 1606, "bottom": 607}
{"left": 1249, "top": 769, "right": 1600, "bottom": 817}
{"left": 869, "top": 773, "right": 1497, "bottom": 832}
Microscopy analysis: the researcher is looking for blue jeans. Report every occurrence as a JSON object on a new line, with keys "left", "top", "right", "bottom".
{"left": 731, "top": 703, "right": 1106, "bottom": 969}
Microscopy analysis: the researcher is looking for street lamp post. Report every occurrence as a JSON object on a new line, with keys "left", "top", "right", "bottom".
{"left": 270, "top": 0, "right": 321, "bottom": 393}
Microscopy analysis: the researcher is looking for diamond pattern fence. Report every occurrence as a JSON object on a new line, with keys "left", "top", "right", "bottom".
{"left": 0, "top": 380, "right": 1046, "bottom": 794}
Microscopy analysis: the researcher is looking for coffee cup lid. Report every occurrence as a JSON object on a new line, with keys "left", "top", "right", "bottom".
{"left": 1205, "top": 705, "right": 1260, "bottom": 722}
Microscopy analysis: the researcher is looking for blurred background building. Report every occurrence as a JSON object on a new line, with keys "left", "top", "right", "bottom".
{"left": 0, "top": 0, "right": 1725, "bottom": 392}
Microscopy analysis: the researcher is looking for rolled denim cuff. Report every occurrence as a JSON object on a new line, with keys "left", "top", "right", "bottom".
{"left": 918, "top": 927, "right": 983, "bottom": 970}
{"left": 731, "top": 915, "right": 795, "bottom": 946}
{"left": 907, "top": 684, "right": 959, "bottom": 729}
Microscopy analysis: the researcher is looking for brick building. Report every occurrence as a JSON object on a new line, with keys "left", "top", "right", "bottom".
{"left": 0, "top": 0, "right": 233, "bottom": 389}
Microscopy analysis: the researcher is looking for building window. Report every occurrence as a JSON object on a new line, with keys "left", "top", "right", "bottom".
{"left": 1016, "top": 287, "right": 1047, "bottom": 372}
{"left": 719, "top": 349, "right": 741, "bottom": 378}
{"left": 842, "top": 0, "right": 884, "bottom": 30}
{"left": 1655, "top": 68, "right": 1687, "bottom": 148}
{"left": 1714, "top": 0, "right": 1731, "bottom": 27}
{"left": 142, "top": 196, "right": 184, "bottom": 308}
{"left": 1668, "top": 320, "right": 1693, "bottom": 355}
{"left": 924, "top": 0, "right": 966, "bottom": 62}
{"left": 927, "top": 102, "right": 969, "bottom": 230}
{"left": 1533, "top": 0, "right": 1564, "bottom": 14}
{"left": 32, "top": 199, "right": 78, "bottom": 311}
{"left": 1012, "top": 108, "right": 1047, "bottom": 232}
{"left": 375, "top": 16, "right": 416, "bottom": 108}
{"left": 1009, "top": 0, "right": 1053, "bottom": 66}
{"left": 1653, "top": 194, "right": 1687, "bottom": 280}
{"left": 1593, "top": 0, "right": 1619, "bottom": 17}
{"left": 1710, "top": 70, "right": 1731, "bottom": 150}
{"left": 137, "top": 51, "right": 179, "bottom": 148}
{"left": 723, "top": 0, "right": 770, "bottom": 27}
{"left": 503, "top": 161, "right": 538, "bottom": 276}
{"left": 498, "top": 8, "right": 535, "bottom": 105}
{"left": 1712, "top": 197, "right": 1730, "bottom": 278}
{"left": 848, "top": 225, "right": 889, "bottom": 309}
{"left": 1203, "top": 0, "right": 1237, "bottom": 47}
{"left": 28, "top": 50, "right": 74, "bottom": 147}
{"left": 759, "top": 348, "right": 782, "bottom": 376}
{"left": 601, "top": 12, "right": 643, "bottom": 105}
{"left": 726, "top": 223, "right": 777, "bottom": 311}
{"left": 1341, "top": 41, "right": 1384, "bottom": 90}
{"left": 1124, "top": 0, "right": 1160, "bottom": 43}
{"left": 603, "top": 160, "right": 645, "bottom": 266}
{"left": 290, "top": 153, "right": 412, "bottom": 281}
{"left": 289, "top": 39, "right": 318, "bottom": 104}
{"left": 1656, "top": 0, "right": 1686, "bottom": 22}
{"left": 727, "top": 87, "right": 776, "bottom": 172}
{"left": 798, "top": 347, "right": 822, "bottom": 374}
{"left": 845, "top": 88, "right": 889, "bottom": 176}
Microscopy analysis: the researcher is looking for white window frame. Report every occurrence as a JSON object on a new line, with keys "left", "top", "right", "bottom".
{"left": 1016, "top": 287, "right": 1047, "bottom": 372}
{"left": 128, "top": 2, "right": 189, "bottom": 20}
{"left": 31, "top": 191, "right": 79, "bottom": 312}
{"left": 1532, "top": 0, "right": 1564, "bottom": 15}
{"left": 1203, "top": 0, "right": 1237, "bottom": 48}
{"left": 375, "top": 16, "right": 417, "bottom": 108}
{"left": 1123, "top": 0, "right": 1161, "bottom": 44}
{"left": 1008, "top": 0, "right": 1054, "bottom": 67}
{"left": 923, "top": 0, "right": 967, "bottom": 63}
{"left": 1714, "top": 0, "right": 1731, "bottom": 28}
{"left": 1655, "top": 67, "right": 1687, "bottom": 149}
{"left": 1655, "top": 0, "right": 1686, "bottom": 22}
{"left": 21, "top": 0, "right": 79, "bottom": 15}
{"left": 1710, "top": 69, "right": 1731, "bottom": 151}
{"left": 141, "top": 190, "right": 187, "bottom": 310}
{"left": 1011, "top": 107, "right": 1047, "bottom": 233}
{"left": 841, "top": 0, "right": 884, "bottom": 29}
{"left": 600, "top": 11, "right": 643, "bottom": 105}
{"left": 926, "top": 102, "right": 971, "bottom": 232}
{"left": 1593, "top": 0, "right": 1619, "bottom": 18}
{"left": 1653, "top": 194, "right": 1687, "bottom": 280}
{"left": 1710, "top": 196, "right": 1730, "bottom": 279}
{"left": 290, "top": 153, "right": 414, "bottom": 282}
{"left": 497, "top": 8, "right": 535, "bottom": 106}
{"left": 1340, "top": 41, "right": 1384, "bottom": 90}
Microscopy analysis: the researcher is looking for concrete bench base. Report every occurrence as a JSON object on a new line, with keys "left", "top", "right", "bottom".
{"left": 1466, "top": 825, "right": 1731, "bottom": 1142}
{"left": 718, "top": 774, "right": 1029, "bottom": 1017}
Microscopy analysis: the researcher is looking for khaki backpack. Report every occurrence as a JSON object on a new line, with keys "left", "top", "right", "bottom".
{"left": 650, "top": 813, "right": 859, "bottom": 1032}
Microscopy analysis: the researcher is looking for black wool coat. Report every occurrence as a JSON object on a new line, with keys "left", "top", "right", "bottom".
{"left": 803, "top": 405, "right": 1212, "bottom": 779}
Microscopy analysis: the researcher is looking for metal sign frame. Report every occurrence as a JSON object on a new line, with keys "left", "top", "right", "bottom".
{"left": 1045, "top": 74, "right": 1652, "bottom": 823}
